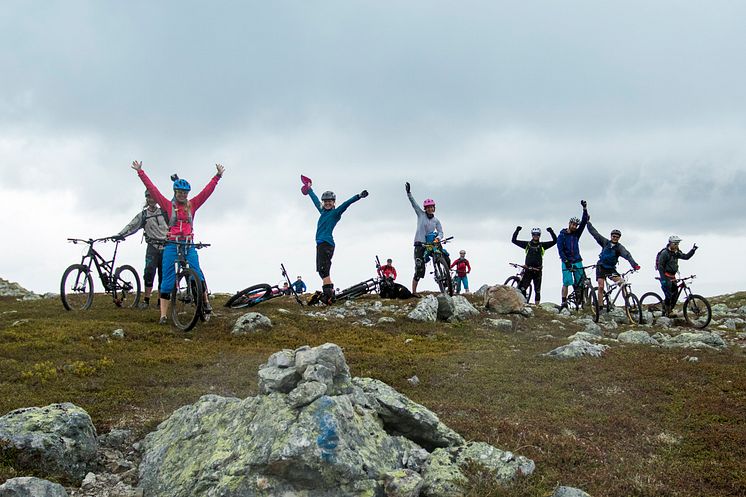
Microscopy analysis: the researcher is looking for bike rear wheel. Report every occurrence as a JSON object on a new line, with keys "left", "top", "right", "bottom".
{"left": 60, "top": 264, "right": 94, "bottom": 311}
{"left": 639, "top": 292, "right": 664, "bottom": 324}
{"left": 225, "top": 284, "right": 273, "bottom": 309}
{"left": 113, "top": 265, "right": 141, "bottom": 308}
{"left": 684, "top": 294, "right": 712, "bottom": 329}
{"left": 624, "top": 292, "right": 643, "bottom": 324}
{"left": 171, "top": 268, "right": 204, "bottom": 331}
{"left": 588, "top": 287, "right": 600, "bottom": 322}
{"left": 433, "top": 257, "right": 453, "bottom": 296}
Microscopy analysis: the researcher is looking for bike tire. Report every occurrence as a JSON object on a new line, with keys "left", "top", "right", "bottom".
{"left": 639, "top": 292, "right": 664, "bottom": 324}
{"left": 113, "top": 265, "right": 141, "bottom": 308}
{"left": 589, "top": 286, "right": 599, "bottom": 322}
{"left": 433, "top": 257, "right": 453, "bottom": 296}
{"left": 60, "top": 264, "right": 94, "bottom": 311}
{"left": 171, "top": 268, "right": 204, "bottom": 331}
{"left": 524, "top": 282, "right": 533, "bottom": 304}
{"left": 224, "top": 284, "right": 273, "bottom": 309}
{"left": 504, "top": 276, "right": 520, "bottom": 287}
{"left": 337, "top": 282, "right": 372, "bottom": 302}
{"left": 624, "top": 292, "right": 643, "bottom": 324}
{"left": 684, "top": 294, "right": 712, "bottom": 329}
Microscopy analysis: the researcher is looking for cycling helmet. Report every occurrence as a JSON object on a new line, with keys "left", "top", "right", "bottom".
{"left": 531, "top": 228, "right": 541, "bottom": 236}
{"left": 668, "top": 235, "right": 682, "bottom": 244}
{"left": 321, "top": 191, "right": 336, "bottom": 201}
{"left": 611, "top": 229, "right": 622, "bottom": 237}
{"left": 423, "top": 198, "right": 436, "bottom": 208}
{"left": 569, "top": 216, "right": 581, "bottom": 224}
{"left": 173, "top": 179, "right": 191, "bottom": 192}
{"left": 459, "top": 250, "right": 466, "bottom": 255}
{"left": 144, "top": 189, "right": 151, "bottom": 197}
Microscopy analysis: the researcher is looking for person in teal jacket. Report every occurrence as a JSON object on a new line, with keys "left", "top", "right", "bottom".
{"left": 301, "top": 175, "right": 368, "bottom": 304}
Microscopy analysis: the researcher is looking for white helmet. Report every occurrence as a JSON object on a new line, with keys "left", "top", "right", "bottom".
{"left": 668, "top": 235, "right": 682, "bottom": 244}
{"left": 531, "top": 228, "right": 541, "bottom": 236}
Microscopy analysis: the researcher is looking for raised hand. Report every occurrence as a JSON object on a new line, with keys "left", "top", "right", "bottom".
{"left": 547, "top": 227, "right": 554, "bottom": 232}
{"left": 131, "top": 160, "right": 142, "bottom": 171}
{"left": 516, "top": 226, "right": 522, "bottom": 231}
{"left": 580, "top": 200, "right": 587, "bottom": 209}
{"left": 405, "top": 182, "right": 411, "bottom": 194}
{"left": 359, "top": 190, "right": 369, "bottom": 198}
{"left": 216, "top": 164, "right": 225, "bottom": 177}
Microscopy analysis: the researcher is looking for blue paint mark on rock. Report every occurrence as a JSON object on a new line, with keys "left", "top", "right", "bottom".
{"left": 313, "top": 396, "right": 339, "bottom": 463}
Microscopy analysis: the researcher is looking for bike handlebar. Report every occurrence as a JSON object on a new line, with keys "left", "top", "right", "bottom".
{"left": 508, "top": 262, "right": 540, "bottom": 271}
{"left": 162, "top": 240, "right": 211, "bottom": 249}
{"left": 67, "top": 236, "right": 119, "bottom": 245}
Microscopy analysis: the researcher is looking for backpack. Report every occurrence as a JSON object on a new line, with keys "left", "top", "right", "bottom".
{"left": 140, "top": 207, "right": 169, "bottom": 230}
{"left": 168, "top": 200, "right": 193, "bottom": 228}
{"left": 654, "top": 248, "right": 667, "bottom": 271}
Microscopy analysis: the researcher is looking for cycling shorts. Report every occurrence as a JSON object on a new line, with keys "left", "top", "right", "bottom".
{"left": 562, "top": 261, "right": 584, "bottom": 287}
{"left": 595, "top": 265, "right": 620, "bottom": 281}
{"left": 316, "top": 242, "right": 335, "bottom": 278}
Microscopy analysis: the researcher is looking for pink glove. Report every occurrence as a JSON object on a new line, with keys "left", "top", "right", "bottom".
{"left": 301, "top": 174, "right": 312, "bottom": 195}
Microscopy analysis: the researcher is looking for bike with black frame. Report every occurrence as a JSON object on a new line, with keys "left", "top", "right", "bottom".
{"left": 224, "top": 264, "right": 305, "bottom": 309}
{"left": 565, "top": 264, "right": 597, "bottom": 315}
{"left": 639, "top": 275, "right": 711, "bottom": 329}
{"left": 594, "top": 268, "right": 642, "bottom": 324}
{"left": 166, "top": 240, "right": 211, "bottom": 331}
{"left": 423, "top": 232, "right": 454, "bottom": 296}
{"left": 504, "top": 262, "right": 539, "bottom": 303}
{"left": 61, "top": 237, "right": 141, "bottom": 310}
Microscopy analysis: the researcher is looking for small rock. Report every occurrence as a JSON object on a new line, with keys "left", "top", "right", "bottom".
{"left": 407, "top": 295, "right": 439, "bottom": 322}
{"left": 111, "top": 329, "right": 125, "bottom": 339}
{"left": 684, "top": 355, "right": 699, "bottom": 363}
{"left": 0, "top": 477, "right": 68, "bottom": 497}
{"left": 383, "top": 469, "right": 424, "bottom": 497}
{"left": 617, "top": 330, "right": 660, "bottom": 346}
{"left": 407, "top": 375, "right": 420, "bottom": 386}
{"left": 231, "top": 312, "right": 272, "bottom": 335}
{"left": 552, "top": 486, "right": 592, "bottom": 497}
{"left": 484, "top": 318, "right": 513, "bottom": 332}
{"left": 544, "top": 339, "right": 609, "bottom": 359}
{"left": 277, "top": 308, "right": 291, "bottom": 314}
{"left": 377, "top": 316, "right": 396, "bottom": 325}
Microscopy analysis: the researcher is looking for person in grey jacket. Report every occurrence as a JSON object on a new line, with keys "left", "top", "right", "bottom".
{"left": 587, "top": 222, "right": 640, "bottom": 308}
{"left": 405, "top": 182, "right": 445, "bottom": 297}
{"left": 114, "top": 190, "right": 169, "bottom": 308}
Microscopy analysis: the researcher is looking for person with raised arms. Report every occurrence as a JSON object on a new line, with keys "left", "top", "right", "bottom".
{"left": 405, "top": 181, "right": 445, "bottom": 297}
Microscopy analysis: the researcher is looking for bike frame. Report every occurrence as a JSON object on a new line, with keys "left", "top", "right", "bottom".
{"left": 70, "top": 238, "right": 120, "bottom": 292}
{"left": 600, "top": 269, "right": 635, "bottom": 308}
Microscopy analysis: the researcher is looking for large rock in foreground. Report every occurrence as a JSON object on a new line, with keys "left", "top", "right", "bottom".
{"left": 484, "top": 285, "right": 525, "bottom": 314}
{"left": 139, "top": 343, "right": 534, "bottom": 497}
{"left": 0, "top": 477, "right": 68, "bottom": 497}
{"left": 0, "top": 403, "right": 97, "bottom": 484}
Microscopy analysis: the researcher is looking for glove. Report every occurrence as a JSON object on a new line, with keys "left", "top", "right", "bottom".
{"left": 692, "top": 244, "right": 698, "bottom": 251}
{"left": 580, "top": 200, "right": 587, "bottom": 209}
{"left": 359, "top": 190, "right": 369, "bottom": 198}
{"left": 300, "top": 174, "right": 312, "bottom": 195}
{"left": 405, "top": 182, "right": 411, "bottom": 194}
{"left": 633, "top": 265, "right": 640, "bottom": 271}
{"left": 515, "top": 226, "right": 522, "bottom": 231}
{"left": 547, "top": 227, "right": 554, "bottom": 233}
{"left": 112, "top": 235, "right": 125, "bottom": 242}
{"left": 564, "top": 261, "right": 572, "bottom": 270}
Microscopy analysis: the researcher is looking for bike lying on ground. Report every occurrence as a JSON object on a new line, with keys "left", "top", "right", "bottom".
{"left": 565, "top": 264, "right": 597, "bottom": 314}
{"left": 594, "top": 269, "right": 642, "bottom": 324}
{"left": 639, "top": 275, "right": 711, "bottom": 329}
{"left": 167, "top": 240, "right": 211, "bottom": 331}
{"left": 224, "top": 264, "right": 305, "bottom": 309}
{"left": 61, "top": 237, "right": 141, "bottom": 310}
{"left": 423, "top": 233, "right": 454, "bottom": 296}
{"left": 504, "top": 262, "right": 539, "bottom": 303}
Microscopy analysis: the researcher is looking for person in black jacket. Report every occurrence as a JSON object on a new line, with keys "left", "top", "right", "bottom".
{"left": 657, "top": 235, "right": 698, "bottom": 314}
{"left": 511, "top": 226, "right": 557, "bottom": 304}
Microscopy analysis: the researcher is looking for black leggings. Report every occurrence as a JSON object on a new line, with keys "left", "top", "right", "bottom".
{"left": 519, "top": 269, "right": 542, "bottom": 303}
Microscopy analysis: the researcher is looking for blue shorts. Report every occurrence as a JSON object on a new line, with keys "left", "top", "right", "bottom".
{"left": 160, "top": 243, "right": 205, "bottom": 294}
{"left": 454, "top": 274, "right": 469, "bottom": 291}
{"left": 562, "top": 261, "right": 584, "bottom": 287}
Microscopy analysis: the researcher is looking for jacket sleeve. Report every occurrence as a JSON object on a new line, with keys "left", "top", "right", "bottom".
{"left": 576, "top": 209, "right": 589, "bottom": 237}
{"left": 137, "top": 170, "right": 170, "bottom": 212}
{"left": 336, "top": 194, "right": 361, "bottom": 216}
{"left": 308, "top": 189, "right": 323, "bottom": 213}
{"left": 618, "top": 244, "right": 638, "bottom": 268}
{"left": 118, "top": 212, "right": 143, "bottom": 238}
{"left": 587, "top": 222, "right": 607, "bottom": 247}
{"left": 435, "top": 219, "right": 444, "bottom": 240}
{"left": 512, "top": 228, "right": 528, "bottom": 249}
{"left": 678, "top": 248, "right": 696, "bottom": 260}
{"left": 557, "top": 232, "right": 569, "bottom": 262}
{"left": 407, "top": 192, "right": 424, "bottom": 215}
{"left": 466, "top": 260, "right": 471, "bottom": 273}
{"left": 541, "top": 229, "right": 558, "bottom": 249}
{"left": 658, "top": 250, "right": 672, "bottom": 277}
{"left": 450, "top": 260, "right": 458, "bottom": 269}
{"left": 190, "top": 174, "right": 221, "bottom": 211}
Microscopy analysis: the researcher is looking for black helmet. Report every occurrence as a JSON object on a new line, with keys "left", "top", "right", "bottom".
{"left": 611, "top": 229, "right": 622, "bottom": 237}
{"left": 321, "top": 191, "right": 336, "bottom": 201}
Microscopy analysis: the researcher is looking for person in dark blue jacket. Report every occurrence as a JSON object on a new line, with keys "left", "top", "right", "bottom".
{"left": 302, "top": 176, "right": 368, "bottom": 304}
{"left": 556, "top": 200, "right": 589, "bottom": 308}
{"left": 292, "top": 276, "right": 307, "bottom": 294}
{"left": 587, "top": 222, "right": 640, "bottom": 308}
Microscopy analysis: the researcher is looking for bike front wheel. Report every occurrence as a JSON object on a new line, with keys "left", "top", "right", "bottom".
{"left": 639, "top": 292, "right": 664, "bottom": 324}
{"left": 171, "top": 268, "right": 204, "bottom": 331}
{"left": 588, "top": 287, "right": 600, "bottom": 322}
{"left": 60, "top": 264, "right": 94, "bottom": 311}
{"left": 684, "top": 294, "right": 712, "bottom": 329}
{"left": 433, "top": 258, "right": 453, "bottom": 296}
{"left": 225, "top": 284, "right": 273, "bottom": 309}
{"left": 624, "top": 292, "right": 643, "bottom": 324}
{"left": 113, "top": 265, "right": 141, "bottom": 308}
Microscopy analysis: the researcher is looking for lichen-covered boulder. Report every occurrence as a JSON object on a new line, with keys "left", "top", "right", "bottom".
{"left": 408, "top": 295, "right": 439, "bottom": 322}
{"left": 383, "top": 469, "right": 424, "bottom": 497}
{"left": 353, "top": 377, "right": 464, "bottom": 451}
{"left": 544, "top": 339, "right": 609, "bottom": 359}
{"left": 0, "top": 403, "right": 97, "bottom": 484}
{"left": 661, "top": 331, "right": 727, "bottom": 350}
{"left": 484, "top": 285, "right": 525, "bottom": 314}
{"left": 456, "top": 442, "right": 535, "bottom": 481}
{"left": 617, "top": 330, "right": 660, "bottom": 346}
{"left": 421, "top": 448, "right": 467, "bottom": 497}
{"left": 0, "top": 477, "right": 68, "bottom": 497}
{"left": 231, "top": 312, "right": 272, "bottom": 335}
{"left": 451, "top": 296, "right": 479, "bottom": 320}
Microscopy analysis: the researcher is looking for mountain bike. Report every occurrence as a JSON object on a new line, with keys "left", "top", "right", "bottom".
{"left": 61, "top": 237, "right": 141, "bottom": 310}
{"left": 167, "top": 240, "right": 210, "bottom": 331}
{"left": 594, "top": 269, "right": 642, "bottom": 324}
{"left": 639, "top": 275, "right": 711, "bottom": 329}
{"left": 565, "top": 264, "right": 597, "bottom": 314}
{"left": 423, "top": 234, "right": 454, "bottom": 296}
{"left": 225, "top": 264, "right": 304, "bottom": 309}
{"left": 504, "top": 263, "right": 539, "bottom": 303}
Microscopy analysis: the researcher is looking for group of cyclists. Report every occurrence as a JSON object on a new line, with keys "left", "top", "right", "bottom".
{"left": 114, "top": 162, "right": 697, "bottom": 323}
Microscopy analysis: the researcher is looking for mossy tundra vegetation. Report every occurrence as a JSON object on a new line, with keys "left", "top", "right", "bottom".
{"left": 1, "top": 290, "right": 746, "bottom": 496}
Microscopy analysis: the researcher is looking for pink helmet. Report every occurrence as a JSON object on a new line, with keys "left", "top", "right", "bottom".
{"left": 423, "top": 198, "right": 436, "bottom": 208}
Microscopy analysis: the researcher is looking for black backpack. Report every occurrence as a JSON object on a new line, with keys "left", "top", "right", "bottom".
{"left": 654, "top": 248, "right": 667, "bottom": 271}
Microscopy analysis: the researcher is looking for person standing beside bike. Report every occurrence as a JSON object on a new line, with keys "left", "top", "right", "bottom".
{"left": 301, "top": 176, "right": 368, "bottom": 305}
{"left": 379, "top": 259, "right": 397, "bottom": 282}
{"left": 587, "top": 222, "right": 640, "bottom": 308}
{"left": 450, "top": 250, "right": 471, "bottom": 294}
{"left": 113, "top": 189, "right": 169, "bottom": 309}
{"left": 406, "top": 182, "right": 445, "bottom": 297}
{"left": 557, "top": 200, "right": 589, "bottom": 309}
{"left": 130, "top": 160, "right": 224, "bottom": 324}
{"left": 657, "top": 235, "right": 698, "bottom": 315}
{"left": 292, "top": 276, "right": 307, "bottom": 295}
{"left": 511, "top": 226, "right": 557, "bottom": 304}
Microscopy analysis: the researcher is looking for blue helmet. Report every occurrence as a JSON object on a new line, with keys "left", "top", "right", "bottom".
{"left": 173, "top": 179, "right": 191, "bottom": 192}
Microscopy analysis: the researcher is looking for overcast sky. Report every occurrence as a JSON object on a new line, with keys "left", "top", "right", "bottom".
{"left": 1, "top": 0, "right": 744, "bottom": 301}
